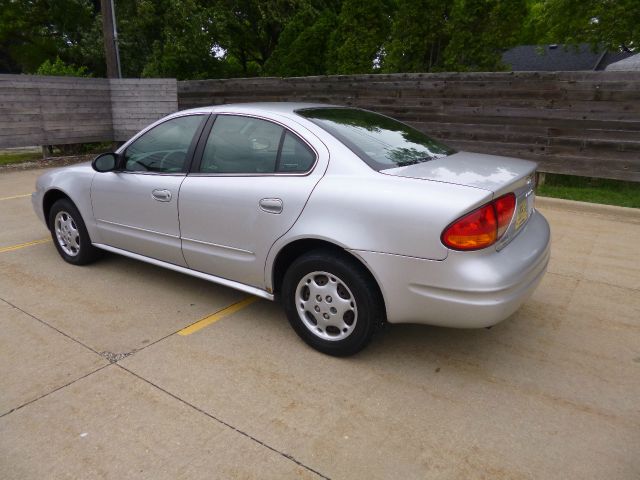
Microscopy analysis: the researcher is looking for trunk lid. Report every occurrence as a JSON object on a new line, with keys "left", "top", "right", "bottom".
{"left": 382, "top": 151, "right": 538, "bottom": 250}
{"left": 380, "top": 151, "right": 537, "bottom": 196}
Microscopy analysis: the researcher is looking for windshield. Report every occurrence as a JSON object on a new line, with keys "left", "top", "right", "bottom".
{"left": 297, "top": 107, "right": 456, "bottom": 171}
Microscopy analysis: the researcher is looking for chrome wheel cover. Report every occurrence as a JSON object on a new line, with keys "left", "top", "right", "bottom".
{"left": 54, "top": 211, "right": 80, "bottom": 257}
{"left": 295, "top": 271, "right": 358, "bottom": 341}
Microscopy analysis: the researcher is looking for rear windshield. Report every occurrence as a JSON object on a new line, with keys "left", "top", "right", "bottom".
{"left": 296, "top": 107, "right": 455, "bottom": 171}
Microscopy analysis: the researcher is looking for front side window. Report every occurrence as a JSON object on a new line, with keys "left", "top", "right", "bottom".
{"left": 297, "top": 108, "right": 455, "bottom": 171}
{"left": 200, "top": 115, "right": 316, "bottom": 174}
{"left": 123, "top": 115, "right": 203, "bottom": 173}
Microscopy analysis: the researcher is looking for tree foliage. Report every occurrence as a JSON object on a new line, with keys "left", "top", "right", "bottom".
{"left": 36, "top": 56, "right": 90, "bottom": 76}
{"left": 213, "top": 0, "right": 303, "bottom": 75}
{"left": 141, "top": 0, "right": 227, "bottom": 79}
{"left": 0, "top": 0, "right": 634, "bottom": 79}
{"left": 529, "top": 0, "right": 639, "bottom": 51}
{"left": 443, "top": 0, "right": 529, "bottom": 71}
{"left": 265, "top": 6, "right": 338, "bottom": 76}
{"left": 0, "top": 0, "right": 96, "bottom": 73}
{"left": 383, "top": 0, "right": 450, "bottom": 73}
{"left": 327, "top": 0, "right": 394, "bottom": 74}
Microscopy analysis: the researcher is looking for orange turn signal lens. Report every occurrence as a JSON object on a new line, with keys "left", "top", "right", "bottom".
{"left": 441, "top": 193, "right": 516, "bottom": 251}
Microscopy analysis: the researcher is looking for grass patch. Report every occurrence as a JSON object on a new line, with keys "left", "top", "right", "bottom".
{"left": 0, "top": 151, "right": 41, "bottom": 166}
{"left": 0, "top": 142, "right": 116, "bottom": 168}
{"left": 537, "top": 174, "right": 640, "bottom": 209}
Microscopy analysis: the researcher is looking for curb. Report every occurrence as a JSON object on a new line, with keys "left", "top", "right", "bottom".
{"left": 536, "top": 196, "right": 640, "bottom": 223}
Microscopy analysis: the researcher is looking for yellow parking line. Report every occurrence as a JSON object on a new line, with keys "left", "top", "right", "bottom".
{"left": 0, "top": 194, "right": 31, "bottom": 201}
{"left": 178, "top": 296, "right": 259, "bottom": 336}
{"left": 0, "top": 238, "right": 51, "bottom": 254}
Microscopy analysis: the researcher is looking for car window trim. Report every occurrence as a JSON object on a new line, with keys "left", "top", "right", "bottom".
{"left": 273, "top": 129, "right": 286, "bottom": 172}
{"left": 189, "top": 113, "right": 318, "bottom": 177}
{"left": 118, "top": 113, "right": 210, "bottom": 175}
{"left": 189, "top": 114, "right": 217, "bottom": 174}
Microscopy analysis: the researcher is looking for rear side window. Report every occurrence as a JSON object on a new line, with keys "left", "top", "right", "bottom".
{"left": 199, "top": 115, "right": 316, "bottom": 174}
{"left": 201, "top": 115, "right": 282, "bottom": 174}
{"left": 278, "top": 131, "right": 315, "bottom": 172}
{"left": 297, "top": 108, "right": 455, "bottom": 171}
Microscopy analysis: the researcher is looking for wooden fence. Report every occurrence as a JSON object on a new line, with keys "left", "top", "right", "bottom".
{"left": 0, "top": 75, "right": 177, "bottom": 148}
{"left": 2, "top": 73, "right": 638, "bottom": 181}
{"left": 179, "top": 72, "right": 640, "bottom": 182}
{"left": 110, "top": 78, "right": 178, "bottom": 141}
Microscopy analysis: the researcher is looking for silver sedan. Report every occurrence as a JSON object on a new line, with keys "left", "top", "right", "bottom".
{"left": 32, "top": 103, "right": 550, "bottom": 356}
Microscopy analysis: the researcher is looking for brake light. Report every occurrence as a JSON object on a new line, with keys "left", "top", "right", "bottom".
{"left": 441, "top": 193, "right": 516, "bottom": 251}
{"left": 495, "top": 193, "right": 516, "bottom": 238}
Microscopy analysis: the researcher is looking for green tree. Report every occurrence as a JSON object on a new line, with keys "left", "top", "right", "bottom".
{"left": 1, "top": 0, "right": 570, "bottom": 80}
{"left": 213, "top": 0, "right": 302, "bottom": 76}
{"left": 443, "top": 0, "right": 528, "bottom": 71}
{"left": 113, "top": 0, "right": 168, "bottom": 77}
{"left": 141, "top": 0, "right": 227, "bottom": 79}
{"left": 327, "top": 0, "right": 395, "bottom": 74}
{"left": 0, "top": 0, "right": 96, "bottom": 73}
{"left": 265, "top": 7, "right": 338, "bottom": 76}
{"left": 383, "top": 0, "right": 450, "bottom": 72}
{"left": 530, "top": 0, "right": 639, "bottom": 50}
{"left": 36, "top": 56, "right": 90, "bottom": 76}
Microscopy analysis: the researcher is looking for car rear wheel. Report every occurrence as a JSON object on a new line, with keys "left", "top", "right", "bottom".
{"left": 282, "top": 249, "right": 384, "bottom": 356}
{"left": 48, "top": 199, "right": 100, "bottom": 265}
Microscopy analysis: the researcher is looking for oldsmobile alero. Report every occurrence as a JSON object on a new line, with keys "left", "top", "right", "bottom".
{"left": 32, "top": 103, "right": 550, "bottom": 356}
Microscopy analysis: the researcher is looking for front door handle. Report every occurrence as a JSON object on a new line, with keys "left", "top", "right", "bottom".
{"left": 152, "top": 189, "right": 172, "bottom": 202}
{"left": 259, "top": 198, "right": 283, "bottom": 214}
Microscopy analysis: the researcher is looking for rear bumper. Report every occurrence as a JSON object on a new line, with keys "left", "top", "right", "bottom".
{"left": 352, "top": 211, "right": 550, "bottom": 328}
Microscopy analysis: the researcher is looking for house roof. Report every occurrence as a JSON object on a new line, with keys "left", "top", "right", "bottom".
{"left": 605, "top": 53, "right": 640, "bottom": 71}
{"left": 502, "top": 44, "right": 634, "bottom": 71}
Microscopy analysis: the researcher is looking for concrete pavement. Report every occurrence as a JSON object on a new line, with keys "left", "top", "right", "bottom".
{"left": 1, "top": 168, "right": 639, "bottom": 479}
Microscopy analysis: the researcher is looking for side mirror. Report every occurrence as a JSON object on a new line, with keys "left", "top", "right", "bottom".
{"left": 92, "top": 152, "right": 118, "bottom": 172}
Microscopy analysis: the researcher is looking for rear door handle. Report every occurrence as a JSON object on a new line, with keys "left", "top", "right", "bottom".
{"left": 152, "top": 189, "right": 172, "bottom": 202}
{"left": 259, "top": 198, "right": 283, "bottom": 214}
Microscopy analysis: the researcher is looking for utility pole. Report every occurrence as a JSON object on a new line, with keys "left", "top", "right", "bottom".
{"left": 100, "top": 0, "right": 122, "bottom": 78}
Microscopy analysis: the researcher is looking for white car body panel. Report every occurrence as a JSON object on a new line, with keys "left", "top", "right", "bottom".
{"left": 178, "top": 112, "right": 330, "bottom": 288}
{"left": 382, "top": 151, "right": 538, "bottom": 195}
{"left": 91, "top": 171, "right": 187, "bottom": 266}
{"left": 353, "top": 211, "right": 550, "bottom": 327}
{"left": 180, "top": 173, "right": 323, "bottom": 288}
{"left": 32, "top": 162, "right": 96, "bottom": 237}
{"left": 271, "top": 173, "right": 492, "bottom": 264}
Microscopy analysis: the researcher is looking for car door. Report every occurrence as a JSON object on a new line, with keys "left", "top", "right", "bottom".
{"left": 91, "top": 114, "right": 207, "bottom": 266}
{"left": 179, "top": 113, "right": 328, "bottom": 288}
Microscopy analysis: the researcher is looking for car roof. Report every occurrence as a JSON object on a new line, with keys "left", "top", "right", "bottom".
{"left": 178, "top": 102, "right": 343, "bottom": 116}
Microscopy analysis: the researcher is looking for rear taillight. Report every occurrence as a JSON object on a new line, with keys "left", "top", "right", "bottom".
{"left": 441, "top": 193, "right": 516, "bottom": 251}
{"left": 494, "top": 193, "right": 516, "bottom": 238}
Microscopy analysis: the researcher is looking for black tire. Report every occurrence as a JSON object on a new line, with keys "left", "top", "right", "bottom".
{"left": 281, "top": 249, "right": 385, "bottom": 356}
{"left": 48, "top": 198, "right": 101, "bottom": 265}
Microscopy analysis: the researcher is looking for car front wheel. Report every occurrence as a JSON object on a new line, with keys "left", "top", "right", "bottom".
{"left": 282, "top": 249, "right": 384, "bottom": 356}
{"left": 48, "top": 198, "right": 100, "bottom": 265}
